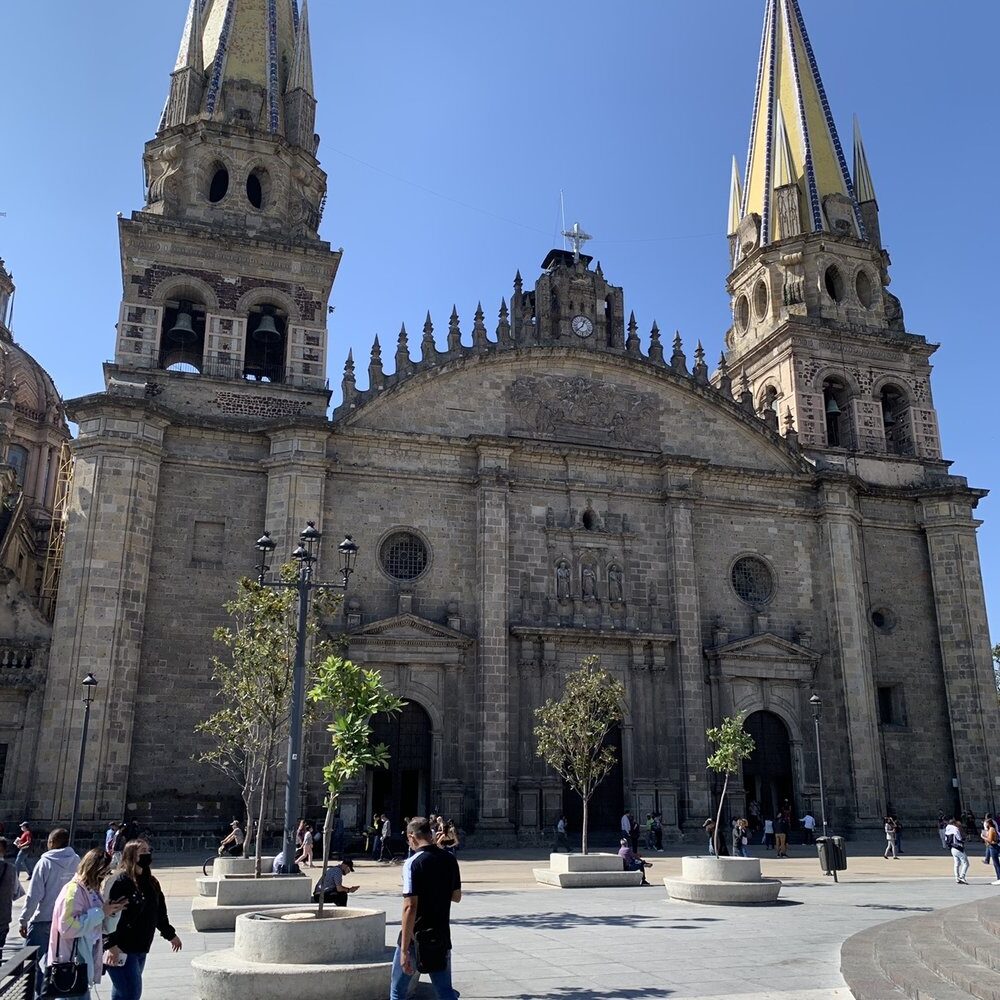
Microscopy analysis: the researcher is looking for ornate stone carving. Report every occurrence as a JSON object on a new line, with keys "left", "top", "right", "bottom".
{"left": 555, "top": 560, "right": 571, "bottom": 602}
{"left": 581, "top": 563, "right": 597, "bottom": 601}
{"left": 608, "top": 564, "right": 624, "bottom": 605}
{"left": 509, "top": 375, "right": 657, "bottom": 448}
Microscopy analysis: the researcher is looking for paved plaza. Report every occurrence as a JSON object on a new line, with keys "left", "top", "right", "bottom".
{"left": 11, "top": 836, "right": 998, "bottom": 999}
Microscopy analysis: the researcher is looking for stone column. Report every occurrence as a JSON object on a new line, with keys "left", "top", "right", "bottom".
{"left": 264, "top": 426, "right": 330, "bottom": 555}
{"left": 665, "top": 480, "right": 712, "bottom": 822}
{"left": 818, "top": 481, "right": 885, "bottom": 822}
{"left": 33, "top": 398, "right": 168, "bottom": 823}
{"left": 921, "top": 493, "right": 1000, "bottom": 811}
{"left": 475, "top": 445, "right": 513, "bottom": 832}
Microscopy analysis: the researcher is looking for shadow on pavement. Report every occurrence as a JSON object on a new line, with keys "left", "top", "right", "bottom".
{"left": 459, "top": 912, "right": 672, "bottom": 931}
{"left": 855, "top": 903, "right": 933, "bottom": 912}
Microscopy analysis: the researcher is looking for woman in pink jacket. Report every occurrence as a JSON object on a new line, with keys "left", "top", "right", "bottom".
{"left": 46, "top": 848, "right": 127, "bottom": 1000}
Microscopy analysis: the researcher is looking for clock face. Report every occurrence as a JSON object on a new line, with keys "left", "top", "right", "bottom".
{"left": 572, "top": 315, "right": 594, "bottom": 338}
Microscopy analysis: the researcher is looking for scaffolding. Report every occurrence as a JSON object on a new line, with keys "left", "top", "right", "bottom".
{"left": 39, "top": 443, "right": 73, "bottom": 621}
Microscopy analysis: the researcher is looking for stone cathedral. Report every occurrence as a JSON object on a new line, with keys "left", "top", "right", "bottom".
{"left": 13, "top": 0, "right": 999, "bottom": 841}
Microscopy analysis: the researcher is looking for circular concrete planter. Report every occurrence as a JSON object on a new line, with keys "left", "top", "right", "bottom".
{"left": 665, "top": 855, "right": 781, "bottom": 905}
{"left": 213, "top": 856, "right": 276, "bottom": 878}
{"left": 237, "top": 907, "right": 386, "bottom": 965}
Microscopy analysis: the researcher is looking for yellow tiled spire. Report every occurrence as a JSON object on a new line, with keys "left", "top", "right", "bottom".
{"left": 853, "top": 116, "right": 877, "bottom": 205}
{"left": 727, "top": 156, "right": 744, "bottom": 237}
{"left": 739, "top": 0, "right": 863, "bottom": 246}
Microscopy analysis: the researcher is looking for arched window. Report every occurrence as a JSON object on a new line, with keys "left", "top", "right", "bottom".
{"left": 822, "top": 377, "right": 851, "bottom": 448}
{"left": 6, "top": 444, "right": 28, "bottom": 486}
{"left": 243, "top": 304, "right": 288, "bottom": 383}
{"left": 880, "top": 384, "right": 909, "bottom": 455}
{"left": 159, "top": 298, "right": 207, "bottom": 373}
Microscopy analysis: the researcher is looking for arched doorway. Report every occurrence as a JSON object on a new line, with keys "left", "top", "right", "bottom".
{"left": 562, "top": 724, "right": 624, "bottom": 840}
{"left": 742, "top": 711, "right": 795, "bottom": 821}
{"left": 368, "top": 701, "right": 433, "bottom": 825}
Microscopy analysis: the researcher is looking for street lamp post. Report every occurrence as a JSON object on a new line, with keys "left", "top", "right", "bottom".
{"left": 69, "top": 673, "right": 99, "bottom": 847}
{"left": 255, "top": 522, "right": 358, "bottom": 875}
{"left": 810, "top": 693, "right": 829, "bottom": 840}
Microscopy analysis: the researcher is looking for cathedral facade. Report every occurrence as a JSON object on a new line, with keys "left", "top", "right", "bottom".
{"left": 20, "top": 0, "right": 999, "bottom": 839}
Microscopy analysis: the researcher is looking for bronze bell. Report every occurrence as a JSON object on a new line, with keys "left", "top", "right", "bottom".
{"left": 825, "top": 395, "right": 841, "bottom": 416}
{"left": 252, "top": 312, "right": 281, "bottom": 341}
{"left": 168, "top": 307, "right": 196, "bottom": 340}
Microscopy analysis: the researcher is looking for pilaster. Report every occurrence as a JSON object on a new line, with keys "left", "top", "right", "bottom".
{"left": 817, "top": 481, "right": 885, "bottom": 822}
{"left": 475, "top": 445, "right": 513, "bottom": 831}
{"left": 920, "top": 494, "right": 1000, "bottom": 812}
{"left": 33, "top": 399, "right": 169, "bottom": 822}
{"left": 263, "top": 425, "right": 330, "bottom": 554}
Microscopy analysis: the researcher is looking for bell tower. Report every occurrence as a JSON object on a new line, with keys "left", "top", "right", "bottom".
{"left": 111, "top": 0, "right": 338, "bottom": 415}
{"left": 723, "top": 0, "right": 941, "bottom": 469}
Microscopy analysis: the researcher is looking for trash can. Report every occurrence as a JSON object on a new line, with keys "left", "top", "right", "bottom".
{"left": 816, "top": 836, "right": 847, "bottom": 880}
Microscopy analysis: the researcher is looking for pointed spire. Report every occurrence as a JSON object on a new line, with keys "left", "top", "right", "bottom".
{"left": 727, "top": 156, "right": 744, "bottom": 237}
{"left": 741, "top": 0, "right": 863, "bottom": 246}
{"left": 288, "top": 0, "right": 315, "bottom": 96}
{"left": 421, "top": 311, "right": 436, "bottom": 362}
{"left": 784, "top": 407, "right": 799, "bottom": 448}
{"left": 395, "top": 323, "right": 410, "bottom": 373}
{"left": 496, "top": 299, "right": 511, "bottom": 345}
{"left": 670, "top": 331, "right": 688, "bottom": 375}
{"left": 595, "top": 261, "right": 604, "bottom": 278}
{"left": 163, "top": 0, "right": 206, "bottom": 129}
{"left": 626, "top": 312, "right": 640, "bottom": 355}
{"left": 648, "top": 322, "right": 664, "bottom": 364}
{"left": 717, "top": 352, "right": 733, "bottom": 398}
{"left": 175, "top": 0, "right": 204, "bottom": 73}
{"left": 693, "top": 341, "right": 709, "bottom": 384}
{"left": 472, "top": 302, "right": 488, "bottom": 349}
{"left": 341, "top": 349, "right": 357, "bottom": 404}
{"left": 853, "top": 116, "right": 877, "bottom": 205}
{"left": 447, "top": 306, "right": 462, "bottom": 352}
{"left": 739, "top": 369, "right": 756, "bottom": 412}
{"left": 368, "top": 335, "right": 384, "bottom": 388}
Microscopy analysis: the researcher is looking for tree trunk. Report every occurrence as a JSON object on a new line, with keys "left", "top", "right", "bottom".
{"left": 254, "top": 758, "right": 271, "bottom": 879}
{"left": 581, "top": 796, "right": 589, "bottom": 856}
{"left": 316, "top": 795, "right": 335, "bottom": 917}
{"left": 713, "top": 772, "right": 729, "bottom": 858}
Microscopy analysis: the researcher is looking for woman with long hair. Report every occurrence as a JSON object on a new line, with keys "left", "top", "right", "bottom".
{"left": 46, "top": 848, "right": 127, "bottom": 1000}
{"left": 103, "top": 839, "right": 182, "bottom": 1000}
{"left": 294, "top": 822, "right": 314, "bottom": 868}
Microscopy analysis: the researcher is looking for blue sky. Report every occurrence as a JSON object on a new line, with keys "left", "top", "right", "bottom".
{"left": 1, "top": 2, "right": 997, "bottom": 637}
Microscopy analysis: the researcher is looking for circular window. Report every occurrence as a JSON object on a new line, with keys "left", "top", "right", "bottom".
{"left": 855, "top": 269, "right": 875, "bottom": 308}
{"left": 871, "top": 607, "right": 896, "bottom": 633}
{"left": 379, "top": 531, "right": 429, "bottom": 581}
{"left": 736, "top": 295, "right": 751, "bottom": 332}
{"left": 731, "top": 556, "right": 775, "bottom": 606}
{"left": 753, "top": 279, "right": 769, "bottom": 320}
{"left": 209, "top": 165, "right": 230, "bottom": 203}
{"left": 824, "top": 265, "right": 845, "bottom": 302}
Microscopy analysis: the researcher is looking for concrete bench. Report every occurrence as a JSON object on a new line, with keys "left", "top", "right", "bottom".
{"left": 534, "top": 852, "right": 647, "bottom": 889}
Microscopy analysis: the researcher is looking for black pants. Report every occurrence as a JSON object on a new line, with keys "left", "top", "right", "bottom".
{"left": 314, "top": 890, "right": 348, "bottom": 906}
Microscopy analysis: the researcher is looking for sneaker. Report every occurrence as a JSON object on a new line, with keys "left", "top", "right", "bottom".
{"left": 992, "top": 880, "right": 1000, "bottom": 886}
{"left": 959, "top": 877, "right": 969, "bottom": 884}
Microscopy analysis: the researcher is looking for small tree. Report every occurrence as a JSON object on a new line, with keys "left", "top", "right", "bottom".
{"left": 195, "top": 566, "right": 333, "bottom": 876}
{"left": 534, "top": 655, "right": 625, "bottom": 855}
{"left": 706, "top": 714, "right": 756, "bottom": 857}
{"left": 308, "top": 655, "right": 404, "bottom": 915}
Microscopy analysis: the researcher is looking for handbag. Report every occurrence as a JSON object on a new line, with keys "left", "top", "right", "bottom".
{"left": 413, "top": 927, "right": 449, "bottom": 974}
{"left": 40, "top": 935, "right": 89, "bottom": 998}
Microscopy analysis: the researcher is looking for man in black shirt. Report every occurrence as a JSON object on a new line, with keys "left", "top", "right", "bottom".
{"left": 390, "top": 816, "right": 461, "bottom": 1000}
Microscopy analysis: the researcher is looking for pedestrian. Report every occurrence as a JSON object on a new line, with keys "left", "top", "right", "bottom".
{"left": 644, "top": 814, "right": 656, "bottom": 851}
{"left": 653, "top": 811, "right": 663, "bottom": 851}
{"left": 379, "top": 814, "right": 393, "bottom": 862}
{"left": 389, "top": 817, "right": 461, "bottom": 1000}
{"left": 295, "top": 822, "right": 314, "bottom": 868}
{"left": 938, "top": 812, "right": 948, "bottom": 850}
{"left": 102, "top": 839, "right": 182, "bottom": 1000}
{"left": 370, "top": 814, "right": 383, "bottom": 861}
{"left": 553, "top": 815, "right": 570, "bottom": 853}
{"left": 883, "top": 816, "right": 899, "bottom": 859}
{"left": 945, "top": 814, "right": 970, "bottom": 884}
{"left": 802, "top": 812, "right": 816, "bottom": 843}
{"left": 774, "top": 813, "right": 789, "bottom": 858}
{"left": 111, "top": 824, "right": 127, "bottom": 868}
{"left": 762, "top": 817, "right": 774, "bottom": 850}
{"left": 105, "top": 822, "right": 120, "bottom": 859}
{"left": 620, "top": 810, "right": 631, "bottom": 847}
{"left": 311, "top": 858, "right": 359, "bottom": 906}
{"left": 435, "top": 820, "right": 459, "bottom": 856}
{"left": 628, "top": 813, "right": 640, "bottom": 853}
{"left": 981, "top": 819, "right": 1000, "bottom": 884}
{"left": 703, "top": 817, "right": 717, "bottom": 856}
{"left": 0, "top": 838, "right": 19, "bottom": 953}
{"left": 44, "top": 848, "right": 127, "bottom": 1000}
{"left": 13, "top": 823, "right": 32, "bottom": 880}
{"left": 17, "top": 827, "right": 79, "bottom": 995}
{"left": 734, "top": 819, "right": 750, "bottom": 858}
{"left": 892, "top": 815, "right": 904, "bottom": 856}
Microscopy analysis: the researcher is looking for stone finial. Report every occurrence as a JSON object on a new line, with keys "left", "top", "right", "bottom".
{"left": 513, "top": 270, "right": 523, "bottom": 294}
{"left": 447, "top": 306, "right": 462, "bottom": 353}
{"left": 717, "top": 352, "right": 733, "bottom": 398}
{"left": 496, "top": 299, "right": 511, "bottom": 345}
{"left": 368, "top": 335, "right": 384, "bottom": 388}
{"left": 421, "top": 311, "right": 436, "bottom": 362}
{"left": 395, "top": 323, "right": 410, "bottom": 374}
{"left": 626, "top": 312, "right": 640, "bottom": 355}
{"left": 341, "top": 349, "right": 357, "bottom": 403}
{"left": 595, "top": 261, "right": 604, "bottom": 278}
{"left": 472, "top": 302, "right": 488, "bottom": 349}
{"left": 739, "top": 369, "right": 756, "bottom": 412}
{"left": 784, "top": 406, "right": 799, "bottom": 448}
{"left": 693, "top": 340, "right": 709, "bottom": 383}
{"left": 647, "top": 321, "right": 664, "bottom": 364}
{"left": 670, "top": 330, "right": 688, "bottom": 375}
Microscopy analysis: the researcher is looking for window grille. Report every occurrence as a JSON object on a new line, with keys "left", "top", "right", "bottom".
{"left": 731, "top": 556, "right": 775, "bottom": 606}
{"left": 379, "top": 532, "right": 428, "bottom": 581}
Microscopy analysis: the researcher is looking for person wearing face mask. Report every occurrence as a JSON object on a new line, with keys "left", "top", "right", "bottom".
{"left": 102, "top": 840, "right": 182, "bottom": 1000}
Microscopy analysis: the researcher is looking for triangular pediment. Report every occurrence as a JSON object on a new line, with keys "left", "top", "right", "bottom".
{"left": 706, "top": 632, "right": 818, "bottom": 663}
{"left": 352, "top": 613, "right": 471, "bottom": 644}
{"left": 348, "top": 613, "right": 472, "bottom": 667}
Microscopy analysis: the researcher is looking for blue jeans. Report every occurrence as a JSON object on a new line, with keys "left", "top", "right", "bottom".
{"left": 988, "top": 845, "right": 1000, "bottom": 881}
{"left": 371, "top": 836, "right": 382, "bottom": 861}
{"left": 25, "top": 920, "right": 50, "bottom": 997}
{"left": 389, "top": 944, "right": 458, "bottom": 1000}
{"left": 107, "top": 952, "right": 147, "bottom": 1000}
{"left": 14, "top": 849, "right": 32, "bottom": 878}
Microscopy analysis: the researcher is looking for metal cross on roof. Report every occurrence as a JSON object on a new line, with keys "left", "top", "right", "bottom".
{"left": 561, "top": 221, "right": 593, "bottom": 263}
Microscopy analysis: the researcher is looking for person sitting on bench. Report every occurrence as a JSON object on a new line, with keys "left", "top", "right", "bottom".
{"left": 618, "top": 838, "right": 652, "bottom": 886}
{"left": 312, "top": 858, "right": 359, "bottom": 906}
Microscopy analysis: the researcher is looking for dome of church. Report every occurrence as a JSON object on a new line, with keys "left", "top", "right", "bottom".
{"left": 0, "top": 337, "right": 65, "bottom": 427}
